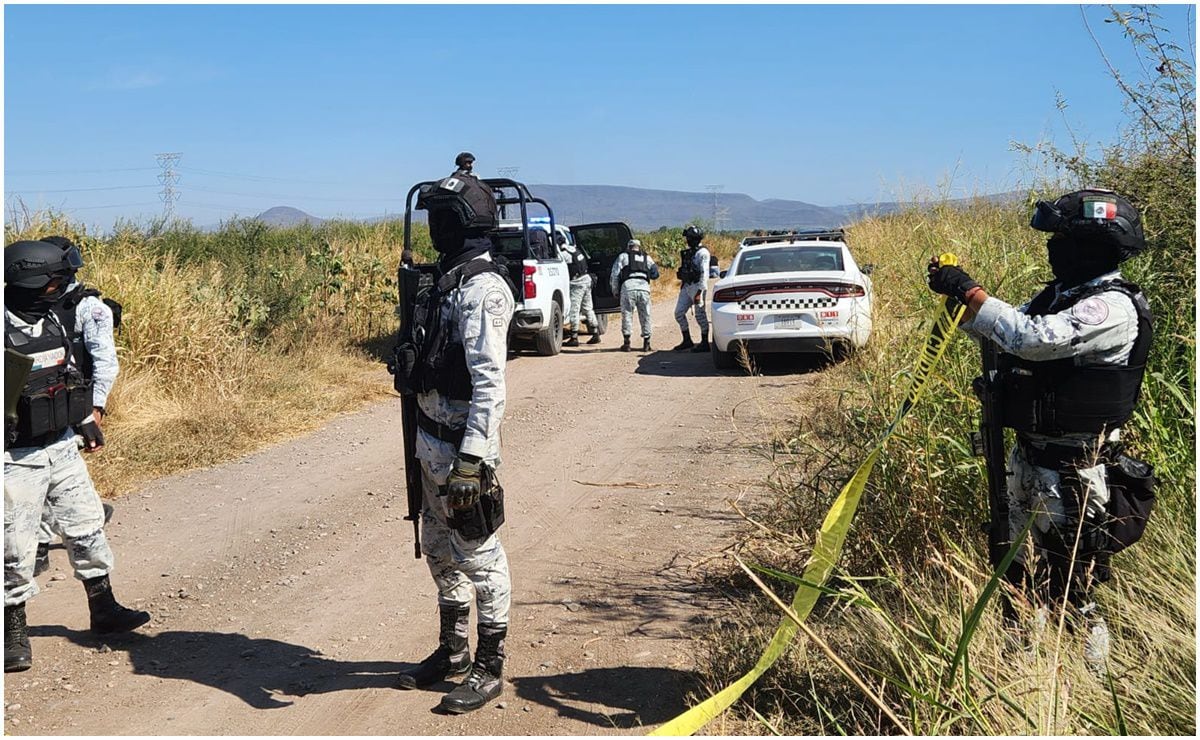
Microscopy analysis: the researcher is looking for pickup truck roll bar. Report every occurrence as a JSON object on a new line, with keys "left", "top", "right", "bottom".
{"left": 402, "top": 177, "right": 556, "bottom": 262}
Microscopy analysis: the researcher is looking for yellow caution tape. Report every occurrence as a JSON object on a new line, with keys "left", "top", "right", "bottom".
{"left": 650, "top": 287, "right": 967, "bottom": 737}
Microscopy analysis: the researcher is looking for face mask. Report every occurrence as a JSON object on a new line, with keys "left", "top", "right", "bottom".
{"left": 6, "top": 282, "right": 66, "bottom": 321}
{"left": 1047, "top": 235, "right": 1116, "bottom": 286}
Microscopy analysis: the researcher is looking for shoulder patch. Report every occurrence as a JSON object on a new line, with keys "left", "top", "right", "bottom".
{"left": 1072, "top": 297, "right": 1110, "bottom": 326}
{"left": 484, "top": 290, "right": 510, "bottom": 316}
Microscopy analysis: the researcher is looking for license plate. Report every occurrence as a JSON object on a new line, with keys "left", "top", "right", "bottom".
{"left": 774, "top": 314, "right": 808, "bottom": 330}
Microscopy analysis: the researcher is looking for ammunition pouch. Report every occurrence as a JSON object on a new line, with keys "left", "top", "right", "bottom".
{"left": 1104, "top": 452, "right": 1156, "bottom": 553}
{"left": 389, "top": 342, "right": 419, "bottom": 395}
{"left": 12, "top": 371, "right": 92, "bottom": 449}
{"left": 447, "top": 462, "right": 505, "bottom": 540}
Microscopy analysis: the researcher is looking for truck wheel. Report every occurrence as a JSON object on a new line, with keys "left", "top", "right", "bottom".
{"left": 711, "top": 341, "right": 736, "bottom": 370}
{"left": 535, "top": 302, "right": 563, "bottom": 356}
{"left": 591, "top": 314, "right": 609, "bottom": 335}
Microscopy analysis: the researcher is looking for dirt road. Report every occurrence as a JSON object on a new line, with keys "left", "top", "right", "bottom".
{"left": 4, "top": 300, "right": 818, "bottom": 735}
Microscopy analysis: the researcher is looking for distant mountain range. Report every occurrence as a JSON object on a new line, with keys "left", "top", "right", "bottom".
{"left": 252, "top": 185, "right": 1022, "bottom": 231}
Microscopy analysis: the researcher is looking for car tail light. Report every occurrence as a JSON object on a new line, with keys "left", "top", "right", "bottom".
{"left": 824, "top": 283, "right": 865, "bottom": 298}
{"left": 523, "top": 265, "right": 537, "bottom": 300}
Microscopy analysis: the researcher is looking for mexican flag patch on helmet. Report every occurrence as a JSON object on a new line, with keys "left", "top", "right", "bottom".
{"left": 1082, "top": 196, "right": 1118, "bottom": 220}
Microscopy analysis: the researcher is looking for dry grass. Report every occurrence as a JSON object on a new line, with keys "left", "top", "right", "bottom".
{"left": 694, "top": 198, "right": 1194, "bottom": 735}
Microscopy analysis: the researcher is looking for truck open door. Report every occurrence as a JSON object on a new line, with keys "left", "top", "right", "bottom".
{"left": 568, "top": 222, "right": 634, "bottom": 316}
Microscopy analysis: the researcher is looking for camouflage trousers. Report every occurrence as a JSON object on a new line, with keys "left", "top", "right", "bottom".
{"left": 568, "top": 275, "right": 598, "bottom": 332}
{"left": 620, "top": 287, "right": 652, "bottom": 339}
{"left": 674, "top": 282, "right": 710, "bottom": 334}
{"left": 4, "top": 432, "right": 113, "bottom": 606}
{"left": 416, "top": 434, "right": 511, "bottom": 624}
{"left": 1006, "top": 443, "right": 1111, "bottom": 608}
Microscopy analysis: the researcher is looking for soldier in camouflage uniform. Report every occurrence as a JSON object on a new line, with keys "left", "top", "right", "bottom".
{"left": 396, "top": 155, "right": 514, "bottom": 713}
{"left": 609, "top": 239, "right": 659, "bottom": 352}
{"left": 5, "top": 239, "right": 150, "bottom": 673}
{"left": 559, "top": 233, "right": 601, "bottom": 347}
{"left": 928, "top": 189, "right": 1153, "bottom": 676}
{"left": 672, "top": 225, "right": 712, "bottom": 352}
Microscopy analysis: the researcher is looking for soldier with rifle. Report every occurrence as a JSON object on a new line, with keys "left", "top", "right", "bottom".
{"left": 927, "top": 189, "right": 1156, "bottom": 676}
{"left": 389, "top": 153, "right": 515, "bottom": 713}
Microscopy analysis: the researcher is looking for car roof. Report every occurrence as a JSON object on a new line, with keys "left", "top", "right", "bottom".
{"left": 739, "top": 239, "right": 846, "bottom": 251}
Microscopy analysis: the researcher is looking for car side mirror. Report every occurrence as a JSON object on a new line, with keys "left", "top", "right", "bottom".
{"left": 861, "top": 264, "right": 875, "bottom": 276}
{"left": 720, "top": 269, "right": 728, "bottom": 278}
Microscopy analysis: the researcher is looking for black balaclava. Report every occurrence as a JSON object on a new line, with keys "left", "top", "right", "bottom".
{"left": 1046, "top": 233, "right": 1120, "bottom": 288}
{"left": 6, "top": 282, "right": 67, "bottom": 323}
{"left": 429, "top": 211, "right": 489, "bottom": 273}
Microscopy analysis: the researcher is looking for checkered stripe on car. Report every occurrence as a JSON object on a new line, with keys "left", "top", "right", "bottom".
{"left": 739, "top": 296, "right": 837, "bottom": 310}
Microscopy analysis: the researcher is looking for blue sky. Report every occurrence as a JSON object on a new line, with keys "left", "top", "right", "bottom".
{"left": 3, "top": 3, "right": 1195, "bottom": 227}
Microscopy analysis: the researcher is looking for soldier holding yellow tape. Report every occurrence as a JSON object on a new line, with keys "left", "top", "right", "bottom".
{"left": 927, "top": 189, "right": 1155, "bottom": 676}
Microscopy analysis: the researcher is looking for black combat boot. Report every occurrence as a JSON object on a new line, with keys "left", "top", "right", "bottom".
{"left": 5, "top": 603, "right": 32, "bottom": 673}
{"left": 564, "top": 331, "right": 580, "bottom": 347}
{"left": 692, "top": 332, "right": 710, "bottom": 352}
{"left": 34, "top": 542, "right": 50, "bottom": 577}
{"left": 397, "top": 604, "right": 471, "bottom": 689}
{"left": 439, "top": 622, "right": 506, "bottom": 714}
{"left": 672, "top": 331, "right": 694, "bottom": 351}
{"left": 587, "top": 329, "right": 602, "bottom": 345}
{"left": 620, "top": 336, "right": 631, "bottom": 352}
{"left": 642, "top": 337, "right": 652, "bottom": 352}
{"left": 84, "top": 576, "right": 151, "bottom": 634}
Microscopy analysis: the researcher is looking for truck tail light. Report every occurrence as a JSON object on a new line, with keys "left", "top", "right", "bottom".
{"left": 523, "top": 265, "right": 537, "bottom": 300}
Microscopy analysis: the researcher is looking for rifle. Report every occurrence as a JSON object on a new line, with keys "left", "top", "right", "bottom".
{"left": 971, "top": 337, "right": 1010, "bottom": 569}
{"left": 390, "top": 264, "right": 434, "bottom": 559}
{"left": 5, "top": 348, "right": 34, "bottom": 449}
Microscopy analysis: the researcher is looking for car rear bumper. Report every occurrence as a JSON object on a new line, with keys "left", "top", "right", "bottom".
{"left": 722, "top": 336, "right": 851, "bottom": 354}
{"left": 512, "top": 309, "right": 544, "bottom": 333}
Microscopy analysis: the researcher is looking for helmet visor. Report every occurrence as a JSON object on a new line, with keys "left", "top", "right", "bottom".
{"left": 62, "top": 245, "right": 83, "bottom": 270}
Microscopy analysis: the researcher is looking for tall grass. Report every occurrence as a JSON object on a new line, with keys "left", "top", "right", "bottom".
{"left": 696, "top": 7, "right": 1194, "bottom": 733}
{"left": 3, "top": 213, "right": 426, "bottom": 493}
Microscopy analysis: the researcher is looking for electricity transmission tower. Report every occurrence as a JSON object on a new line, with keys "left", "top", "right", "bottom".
{"left": 706, "top": 184, "right": 730, "bottom": 232}
{"left": 497, "top": 166, "right": 519, "bottom": 178}
{"left": 155, "top": 152, "right": 182, "bottom": 217}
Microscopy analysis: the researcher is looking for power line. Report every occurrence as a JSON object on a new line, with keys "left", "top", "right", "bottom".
{"left": 156, "top": 152, "right": 182, "bottom": 217}
{"left": 5, "top": 184, "right": 158, "bottom": 194}
{"left": 187, "top": 185, "right": 399, "bottom": 203}
{"left": 3, "top": 167, "right": 158, "bottom": 176}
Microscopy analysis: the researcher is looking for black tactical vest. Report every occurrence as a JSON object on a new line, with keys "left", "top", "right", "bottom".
{"left": 411, "top": 259, "right": 504, "bottom": 402}
{"left": 567, "top": 247, "right": 589, "bottom": 280}
{"left": 5, "top": 299, "right": 94, "bottom": 447}
{"left": 1000, "top": 279, "right": 1153, "bottom": 435}
{"left": 620, "top": 251, "right": 651, "bottom": 284}
{"left": 678, "top": 247, "right": 703, "bottom": 283}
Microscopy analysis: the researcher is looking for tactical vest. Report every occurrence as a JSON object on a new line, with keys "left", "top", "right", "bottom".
{"left": 620, "top": 251, "right": 651, "bottom": 284}
{"left": 5, "top": 299, "right": 94, "bottom": 448}
{"left": 411, "top": 259, "right": 505, "bottom": 403}
{"left": 416, "top": 174, "right": 497, "bottom": 233}
{"left": 678, "top": 247, "right": 703, "bottom": 284}
{"left": 567, "top": 247, "right": 589, "bottom": 280}
{"left": 1000, "top": 279, "right": 1153, "bottom": 435}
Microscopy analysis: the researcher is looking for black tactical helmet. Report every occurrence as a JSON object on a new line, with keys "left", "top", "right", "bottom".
{"left": 1030, "top": 188, "right": 1145, "bottom": 261}
{"left": 5, "top": 239, "right": 83, "bottom": 289}
{"left": 455, "top": 151, "right": 475, "bottom": 169}
{"left": 683, "top": 225, "right": 704, "bottom": 243}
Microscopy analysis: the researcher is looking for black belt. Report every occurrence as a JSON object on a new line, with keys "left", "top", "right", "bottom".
{"left": 416, "top": 410, "right": 466, "bottom": 447}
{"left": 1018, "top": 437, "right": 1115, "bottom": 470}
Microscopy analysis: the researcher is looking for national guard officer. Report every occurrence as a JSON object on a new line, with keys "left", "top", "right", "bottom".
{"left": 32, "top": 236, "right": 114, "bottom": 577}
{"left": 559, "top": 233, "right": 601, "bottom": 347}
{"left": 672, "top": 225, "right": 711, "bottom": 352}
{"left": 394, "top": 155, "right": 514, "bottom": 713}
{"left": 609, "top": 238, "right": 659, "bottom": 352}
{"left": 927, "top": 188, "right": 1154, "bottom": 675}
{"left": 5, "top": 238, "right": 150, "bottom": 673}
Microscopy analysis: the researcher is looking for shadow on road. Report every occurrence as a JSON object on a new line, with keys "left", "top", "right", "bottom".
{"left": 511, "top": 666, "right": 695, "bottom": 729}
{"left": 29, "top": 625, "right": 404, "bottom": 709}
{"left": 636, "top": 349, "right": 836, "bottom": 377}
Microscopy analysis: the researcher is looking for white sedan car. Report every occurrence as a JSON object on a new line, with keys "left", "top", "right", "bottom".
{"left": 709, "top": 232, "right": 873, "bottom": 369}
